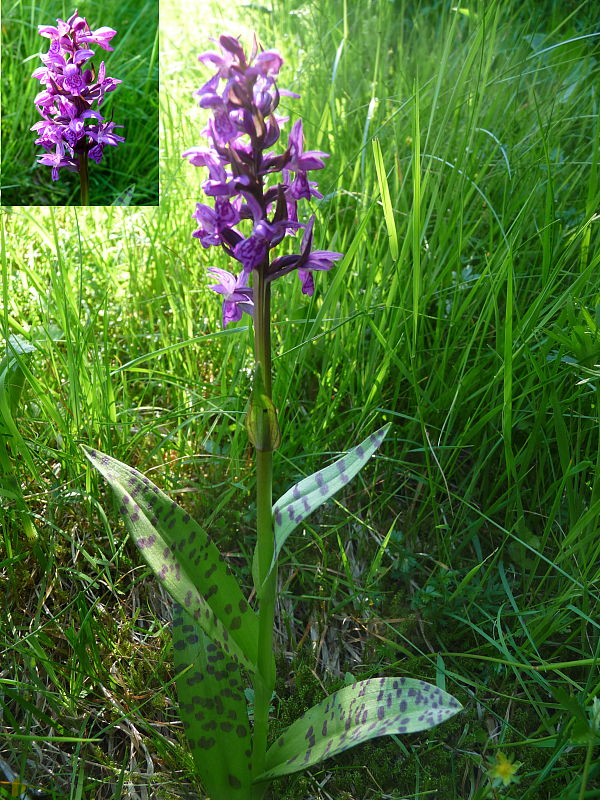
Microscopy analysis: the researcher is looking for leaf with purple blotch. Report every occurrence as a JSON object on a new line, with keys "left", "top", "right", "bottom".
{"left": 256, "top": 677, "right": 462, "bottom": 781}
{"left": 173, "top": 604, "right": 252, "bottom": 800}
{"left": 82, "top": 446, "right": 261, "bottom": 673}
{"left": 267, "top": 424, "right": 391, "bottom": 585}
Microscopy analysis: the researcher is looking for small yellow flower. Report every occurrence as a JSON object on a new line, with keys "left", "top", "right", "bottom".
{"left": 487, "top": 751, "right": 522, "bottom": 787}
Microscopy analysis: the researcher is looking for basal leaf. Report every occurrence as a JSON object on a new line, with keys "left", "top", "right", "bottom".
{"left": 269, "top": 424, "right": 390, "bottom": 579}
{"left": 258, "top": 677, "right": 462, "bottom": 781}
{"left": 173, "top": 605, "right": 253, "bottom": 800}
{"left": 83, "top": 447, "right": 259, "bottom": 672}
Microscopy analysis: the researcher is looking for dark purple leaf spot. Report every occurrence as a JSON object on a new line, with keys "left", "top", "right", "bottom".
{"left": 198, "top": 736, "right": 215, "bottom": 749}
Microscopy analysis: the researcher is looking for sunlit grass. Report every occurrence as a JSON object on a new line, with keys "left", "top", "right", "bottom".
{"left": 1, "top": 0, "right": 599, "bottom": 797}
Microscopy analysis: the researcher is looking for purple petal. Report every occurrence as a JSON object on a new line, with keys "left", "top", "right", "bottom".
{"left": 298, "top": 269, "right": 314, "bottom": 295}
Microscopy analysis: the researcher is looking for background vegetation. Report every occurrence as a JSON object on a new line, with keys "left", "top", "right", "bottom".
{"left": 1, "top": 0, "right": 599, "bottom": 797}
{"left": 1, "top": 0, "right": 159, "bottom": 205}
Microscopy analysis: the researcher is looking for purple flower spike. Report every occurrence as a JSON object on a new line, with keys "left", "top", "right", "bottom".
{"left": 31, "top": 8, "right": 124, "bottom": 183}
{"left": 183, "top": 34, "right": 341, "bottom": 326}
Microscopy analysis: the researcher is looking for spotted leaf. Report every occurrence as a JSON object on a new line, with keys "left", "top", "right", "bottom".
{"left": 257, "top": 677, "right": 462, "bottom": 781}
{"left": 268, "top": 424, "right": 390, "bottom": 582}
{"left": 83, "top": 447, "right": 260, "bottom": 672}
{"left": 173, "top": 605, "right": 253, "bottom": 800}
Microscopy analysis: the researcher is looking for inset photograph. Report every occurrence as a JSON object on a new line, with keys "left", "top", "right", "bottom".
{"left": 1, "top": 0, "right": 158, "bottom": 205}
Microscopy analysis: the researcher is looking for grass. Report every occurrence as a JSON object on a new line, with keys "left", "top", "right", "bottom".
{"left": 0, "top": 0, "right": 159, "bottom": 206}
{"left": 1, "top": 0, "right": 599, "bottom": 797}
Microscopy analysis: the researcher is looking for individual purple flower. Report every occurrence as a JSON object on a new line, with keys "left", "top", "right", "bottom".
{"left": 269, "top": 216, "right": 343, "bottom": 294}
{"left": 36, "top": 143, "right": 77, "bottom": 181}
{"left": 192, "top": 198, "right": 241, "bottom": 247}
{"left": 78, "top": 26, "right": 118, "bottom": 51}
{"left": 87, "top": 119, "right": 125, "bottom": 147}
{"left": 31, "top": 8, "right": 124, "bottom": 187}
{"left": 207, "top": 268, "right": 254, "bottom": 328}
{"left": 183, "top": 34, "right": 341, "bottom": 326}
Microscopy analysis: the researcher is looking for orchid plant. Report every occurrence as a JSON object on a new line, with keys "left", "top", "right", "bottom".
{"left": 31, "top": 9, "right": 124, "bottom": 204}
{"left": 83, "top": 35, "right": 462, "bottom": 800}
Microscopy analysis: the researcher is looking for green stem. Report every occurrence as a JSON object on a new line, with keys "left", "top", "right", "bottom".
{"left": 79, "top": 150, "right": 89, "bottom": 206}
{"left": 251, "top": 265, "right": 276, "bottom": 798}
{"left": 577, "top": 739, "right": 594, "bottom": 800}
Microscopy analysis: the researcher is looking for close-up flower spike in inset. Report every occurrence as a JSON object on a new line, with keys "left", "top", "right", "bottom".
{"left": 31, "top": 8, "right": 124, "bottom": 204}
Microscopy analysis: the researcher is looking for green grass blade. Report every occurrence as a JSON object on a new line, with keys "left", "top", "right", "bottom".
{"left": 83, "top": 446, "right": 259, "bottom": 672}
{"left": 258, "top": 677, "right": 462, "bottom": 781}
{"left": 372, "top": 138, "right": 398, "bottom": 260}
{"left": 172, "top": 605, "right": 252, "bottom": 800}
